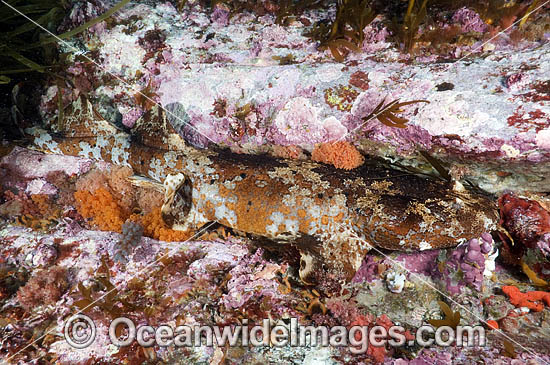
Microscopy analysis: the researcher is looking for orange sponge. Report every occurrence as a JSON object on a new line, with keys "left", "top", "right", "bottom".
{"left": 311, "top": 141, "right": 364, "bottom": 170}
{"left": 30, "top": 194, "right": 56, "bottom": 217}
{"left": 502, "top": 285, "right": 550, "bottom": 312}
{"left": 138, "top": 207, "right": 192, "bottom": 242}
{"left": 74, "top": 188, "right": 125, "bottom": 232}
{"left": 74, "top": 189, "right": 192, "bottom": 242}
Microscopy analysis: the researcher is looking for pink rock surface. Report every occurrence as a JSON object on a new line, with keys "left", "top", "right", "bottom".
{"left": 1, "top": 146, "right": 92, "bottom": 179}
{"left": 37, "top": 1, "right": 550, "bottom": 192}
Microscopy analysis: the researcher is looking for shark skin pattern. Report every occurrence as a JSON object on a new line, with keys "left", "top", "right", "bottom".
{"left": 25, "top": 96, "right": 498, "bottom": 282}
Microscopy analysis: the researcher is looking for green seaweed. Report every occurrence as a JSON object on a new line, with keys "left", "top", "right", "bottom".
{"left": 0, "top": 0, "right": 129, "bottom": 83}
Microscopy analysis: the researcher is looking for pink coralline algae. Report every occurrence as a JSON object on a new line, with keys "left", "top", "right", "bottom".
{"left": 451, "top": 8, "right": 489, "bottom": 34}
{"left": 352, "top": 255, "right": 381, "bottom": 283}
{"left": 121, "top": 107, "right": 144, "bottom": 128}
{"left": 16, "top": 266, "right": 69, "bottom": 311}
{"left": 58, "top": 0, "right": 107, "bottom": 35}
{"left": 361, "top": 21, "right": 392, "bottom": 53}
{"left": 221, "top": 248, "right": 292, "bottom": 316}
{"left": 438, "top": 235, "right": 495, "bottom": 294}
{"left": 270, "top": 97, "right": 348, "bottom": 146}
{"left": 29, "top": 243, "right": 58, "bottom": 267}
{"left": 186, "top": 110, "right": 222, "bottom": 146}
{"left": 346, "top": 90, "right": 433, "bottom": 152}
{"left": 506, "top": 72, "right": 531, "bottom": 93}
{"left": 210, "top": 4, "right": 230, "bottom": 26}
{"left": 399, "top": 250, "right": 441, "bottom": 276}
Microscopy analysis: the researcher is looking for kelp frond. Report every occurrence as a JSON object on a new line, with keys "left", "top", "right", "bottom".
{"left": 34, "top": 0, "right": 131, "bottom": 48}
{"left": 306, "top": 0, "right": 377, "bottom": 62}
{"left": 392, "top": 0, "right": 429, "bottom": 52}
{"left": 363, "top": 97, "right": 429, "bottom": 128}
{"left": 520, "top": 0, "right": 541, "bottom": 27}
{"left": 428, "top": 300, "right": 461, "bottom": 329}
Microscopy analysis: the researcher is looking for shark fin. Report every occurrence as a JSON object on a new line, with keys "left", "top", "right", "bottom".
{"left": 131, "top": 105, "right": 187, "bottom": 151}
{"left": 55, "top": 95, "right": 119, "bottom": 137}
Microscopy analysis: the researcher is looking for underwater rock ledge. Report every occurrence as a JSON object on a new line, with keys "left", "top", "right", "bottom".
{"left": 3, "top": 1, "right": 550, "bottom": 363}
{"left": 37, "top": 0, "right": 550, "bottom": 194}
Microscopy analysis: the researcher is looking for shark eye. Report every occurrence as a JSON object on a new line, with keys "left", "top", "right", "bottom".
{"left": 161, "top": 174, "right": 193, "bottom": 227}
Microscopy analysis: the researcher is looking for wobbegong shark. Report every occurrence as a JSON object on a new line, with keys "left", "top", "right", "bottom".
{"left": 25, "top": 96, "right": 498, "bottom": 282}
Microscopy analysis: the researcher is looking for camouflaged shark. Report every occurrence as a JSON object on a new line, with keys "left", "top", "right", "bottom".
{"left": 26, "top": 95, "right": 498, "bottom": 282}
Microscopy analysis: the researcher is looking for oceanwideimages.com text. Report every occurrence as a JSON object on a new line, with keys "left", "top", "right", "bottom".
{"left": 64, "top": 315, "right": 486, "bottom": 354}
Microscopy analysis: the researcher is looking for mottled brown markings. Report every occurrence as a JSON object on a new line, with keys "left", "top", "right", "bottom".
{"left": 27, "top": 97, "right": 500, "bottom": 282}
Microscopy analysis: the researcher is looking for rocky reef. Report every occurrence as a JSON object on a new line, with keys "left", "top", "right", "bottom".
{"left": 1, "top": 0, "right": 550, "bottom": 364}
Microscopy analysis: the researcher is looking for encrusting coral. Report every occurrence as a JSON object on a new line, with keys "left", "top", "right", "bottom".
{"left": 311, "top": 141, "right": 365, "bottom": 170}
